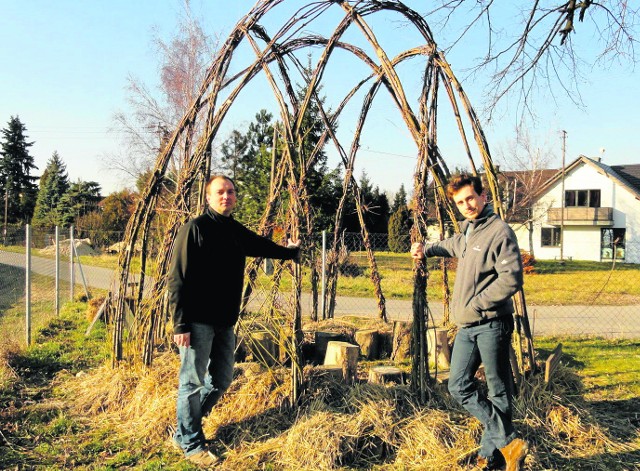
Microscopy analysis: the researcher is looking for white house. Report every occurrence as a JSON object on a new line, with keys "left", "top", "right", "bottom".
{"left": 512, "top": 155, "right": 640, "bottom": 263}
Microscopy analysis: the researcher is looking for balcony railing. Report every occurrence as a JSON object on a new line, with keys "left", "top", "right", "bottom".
{"left": 546, "top": 207, "right": 613, "bottom": 226}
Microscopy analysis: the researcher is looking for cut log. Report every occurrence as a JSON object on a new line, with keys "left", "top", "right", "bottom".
{"left": 314, "top": 331, "right": 348, "bottom": 364}
{"left": 355, "top": 328, "right": 380, "bottom": 360}
{"left": 427, "top": 327, "right": 451, "bottom": 368}
{"left": 248, "top": 330, "right": 277, "bottom": 366}
{"left": 368, "top": 366, "right": 404, "bottom": 385}
{"left": 545, "top": 343, "right": 563, "bottom": 383}
{"left": 378, "top": 331, "right": 393, "bottom": 359}
{"left": 391, "top": 320, "right": 411, "bottom": 361}
{"left": 324, "top": 341, "right": 359, "bottom": 384}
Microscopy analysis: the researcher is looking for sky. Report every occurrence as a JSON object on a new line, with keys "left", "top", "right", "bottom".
{"left": 1, "top": 1, "right": 639, "bottom": 197}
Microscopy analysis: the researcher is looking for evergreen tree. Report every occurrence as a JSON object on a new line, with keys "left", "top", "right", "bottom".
{"left": 292, "top": 68, "right": 338, "bottom": 234}
{"left": 59, "top": 180, "right": 102, "bottom": 225}
{"left": 391, "top": 183, "right": 408, "bottom": 213}
{"left": 344, "top": 171, "right": 390, "bottom": 236}
{"left": 32, "top": 152, "right": 70, "bottom": 226}
{"left": 0, "top": 116, "right": 38, "bottom": 223}
{"left": 388, "top": 206, "right": 412, "bottom": 253}
{"left": 219, "top": 111, "right": 271, "bottom": 225}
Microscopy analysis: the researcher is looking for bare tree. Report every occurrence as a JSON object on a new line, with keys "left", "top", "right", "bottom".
{"left": 422, "top": 1, "right": 638, "bottom": 119}
{"left": 108, "top": 3, "right": 218, "bottom": 187}
{"left": 495, "top": 128, "right": 557, "bottom": 254}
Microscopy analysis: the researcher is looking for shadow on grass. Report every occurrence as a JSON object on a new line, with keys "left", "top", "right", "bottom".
{"left": 535, "top": 346, "right": 586, "bottom": 369}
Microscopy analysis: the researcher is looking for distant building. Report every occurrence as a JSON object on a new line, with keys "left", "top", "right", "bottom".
{"left": 513, "top": 155, "right": 640, "bottom": 263}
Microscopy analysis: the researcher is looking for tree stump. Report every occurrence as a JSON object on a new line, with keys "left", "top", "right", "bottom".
{"left": 314, "top": 331, "right": 348, "bottom": 364}
{"left": 248, "top": 330, "right": 277, "bottom": 366}
{"left": 313, "top": 365, "right": 344, "bottom": 381}
{"left": 324, "top": 341, "right": 359, "bottom": 384}
{"left": 391, "top": 321, "right": 411, "bottom": 362}
{"left": 355, "top": 328, "right": 380, "bottom": 360}
{"left": 427, "top": 327, "right": 451, "bottom": 368}
{"left": 368, "top": 366, "right": 404, "bottom": 385}
{"left": 377, "top": 331, "right": 393, "bottom": 358}
{"left": 545, "top": 343, "right": 563, "bottom": 384}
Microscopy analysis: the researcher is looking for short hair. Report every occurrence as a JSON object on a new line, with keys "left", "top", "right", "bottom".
{"left": 205, "top": 174, "right": 236, "bottom": 193}
{"left": 446, "top": 173, "right": 483, "bottom": 199}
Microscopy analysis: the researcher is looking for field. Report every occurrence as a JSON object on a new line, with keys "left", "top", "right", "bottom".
{"left": 4, "top": 245, "right": 640, "bottom": 306}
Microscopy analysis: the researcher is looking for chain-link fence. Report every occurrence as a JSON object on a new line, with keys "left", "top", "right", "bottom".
{"left": 315, "top": 232, "right": 640, "bottom": 338}
{"left": 0, "top": 225, "right": 114, "bottom": 345}
{"left": 2, "top": 226, "right": 639, "bottom": 345}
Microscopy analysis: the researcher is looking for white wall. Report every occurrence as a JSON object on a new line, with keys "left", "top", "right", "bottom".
{"left": 518, "top": 160, "right": 640, "bottom": 263}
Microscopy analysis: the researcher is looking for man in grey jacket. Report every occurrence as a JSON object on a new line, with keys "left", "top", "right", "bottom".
{"left": 411, "top": 174, "right": 528, "bottom": 471}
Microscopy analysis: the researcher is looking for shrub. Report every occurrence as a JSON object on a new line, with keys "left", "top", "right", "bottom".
{"left": 388, "top": 207, "right": 412, "bottom": 253}
{"left": 521, "top": 250, "right": 536, "bottom": 274}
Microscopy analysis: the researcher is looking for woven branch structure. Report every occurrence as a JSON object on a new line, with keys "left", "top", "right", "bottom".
{"left": 105, "top": 0, "right": 534, "bottom": 402}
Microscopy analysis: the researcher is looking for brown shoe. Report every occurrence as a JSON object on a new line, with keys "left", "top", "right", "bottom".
{"left": 500, "top": 438, "right": 528, "bottom": 471}
{"left": 186, "top": 449, "right": 220, "bottom": 468}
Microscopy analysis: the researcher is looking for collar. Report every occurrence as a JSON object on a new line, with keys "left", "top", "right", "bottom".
{"left": 206, "top": 206, "right": 233, "bottom": 221}
{"left": 463, "top": 204, "right": 495, "bottom": 232}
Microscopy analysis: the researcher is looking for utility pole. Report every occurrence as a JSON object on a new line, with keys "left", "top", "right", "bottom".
{"left": 3, "top": 178, "right": 10, "bottom": 246}
{"left": 560, "top": 130, "right": 567, "bottom": 262}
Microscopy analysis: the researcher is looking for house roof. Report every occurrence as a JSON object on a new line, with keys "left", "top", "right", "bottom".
{"left": 609, "top": 163, "right": 640, "bottom": 196}
{"left": 536, "top": 155, "right": 640, "bottom": 201}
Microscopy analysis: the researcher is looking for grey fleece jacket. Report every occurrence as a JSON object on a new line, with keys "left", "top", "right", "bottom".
{"left": 424, "top": 205, "right": 523, "bottom": 327}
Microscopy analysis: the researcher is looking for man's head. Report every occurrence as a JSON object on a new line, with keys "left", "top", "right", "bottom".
{"left": 205, "top": 175, "right": 237, "bottom": 216}
{"left": 446, "top": 174, "right": 487, "bottom": 220}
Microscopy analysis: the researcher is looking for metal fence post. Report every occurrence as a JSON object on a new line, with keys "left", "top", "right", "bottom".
{"left": 72, "top": 242, "right": 91, "bottom": 300}
{"left": 69, "top": 225, "right": 74, "bottom": 301}
{"left": 25, "top": 224, "right": 32, "bottom": 346}
{"left": 321, "top": 230, "right": 326, "bottom": 320}
{"left": 55, "top": 225, "right": 60, "bottom": 316}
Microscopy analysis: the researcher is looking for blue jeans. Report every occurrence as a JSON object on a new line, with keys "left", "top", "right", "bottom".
{"left": 174, "top": 323, "right": 236, "bottom": 456}
{"left": 448, "top": 315, "right": 516, "bottom": 459}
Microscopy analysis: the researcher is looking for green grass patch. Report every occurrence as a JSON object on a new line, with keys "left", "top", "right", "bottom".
{"left": 535, "top": 336, "right": 640, "bottom": 399}
{"left": 6, "top": 245, "right": 640, "bottom": 306}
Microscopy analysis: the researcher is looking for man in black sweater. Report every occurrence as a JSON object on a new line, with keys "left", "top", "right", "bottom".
{"left": 168, "top": 175, "right": 300, "bottom": 466}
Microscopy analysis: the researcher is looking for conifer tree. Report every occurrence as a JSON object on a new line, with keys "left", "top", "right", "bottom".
{"left": 0, "top": 116, "right": 38, "bottom": 223}
{"left": 391, "top": 184, "right": 408, "bottom": 213}
{"left": 32, "top": 151, "right": 70, "bottom": 226}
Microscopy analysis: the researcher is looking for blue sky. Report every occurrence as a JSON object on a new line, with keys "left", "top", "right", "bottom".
{"left": 1, "top": 1, "right": 638, "bottom": 196}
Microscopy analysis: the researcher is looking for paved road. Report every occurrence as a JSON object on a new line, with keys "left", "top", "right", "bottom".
{"left": 2, "top": 250, "right": 638, "bottom": 337}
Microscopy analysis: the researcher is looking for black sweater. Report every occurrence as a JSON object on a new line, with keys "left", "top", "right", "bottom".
{"left": 168, "top": 207, "right": 299, "bottom": 334}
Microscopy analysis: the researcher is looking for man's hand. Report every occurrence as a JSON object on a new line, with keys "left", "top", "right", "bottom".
{"left": 287, "top": 238, "right": 302, "bottom": 263}
{"left": 287, "top": 238, "right": 301, "bottom": 249}
{"left": 174, "top": 332, "right": 191, "bottom": 348}
{"left": 411, "top": 242, "right": 425, "bottom": 260}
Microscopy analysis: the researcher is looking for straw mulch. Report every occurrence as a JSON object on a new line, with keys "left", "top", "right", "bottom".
{"left": 62, "top": 349, "right": 638, "bottom": 470}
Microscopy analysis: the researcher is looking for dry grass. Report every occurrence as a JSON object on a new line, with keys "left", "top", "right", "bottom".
{"left": 63, "top": 351, "right": 179, "bottom": 449}
{"left": 58, "top": 334, "right": 639, "bottom": 470}
{"left": 0, "top": 339, "right": 21, "bottom": 390}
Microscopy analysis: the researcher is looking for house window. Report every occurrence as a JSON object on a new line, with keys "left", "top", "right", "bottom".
{"left": 564, "top": 189, "right": 601, "bottom": 208}
{"left": 601, "top": 228, "right": 625, "bottom": 261}
{"left": 541, "top": 227, "right": 561, "bottom": 247}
